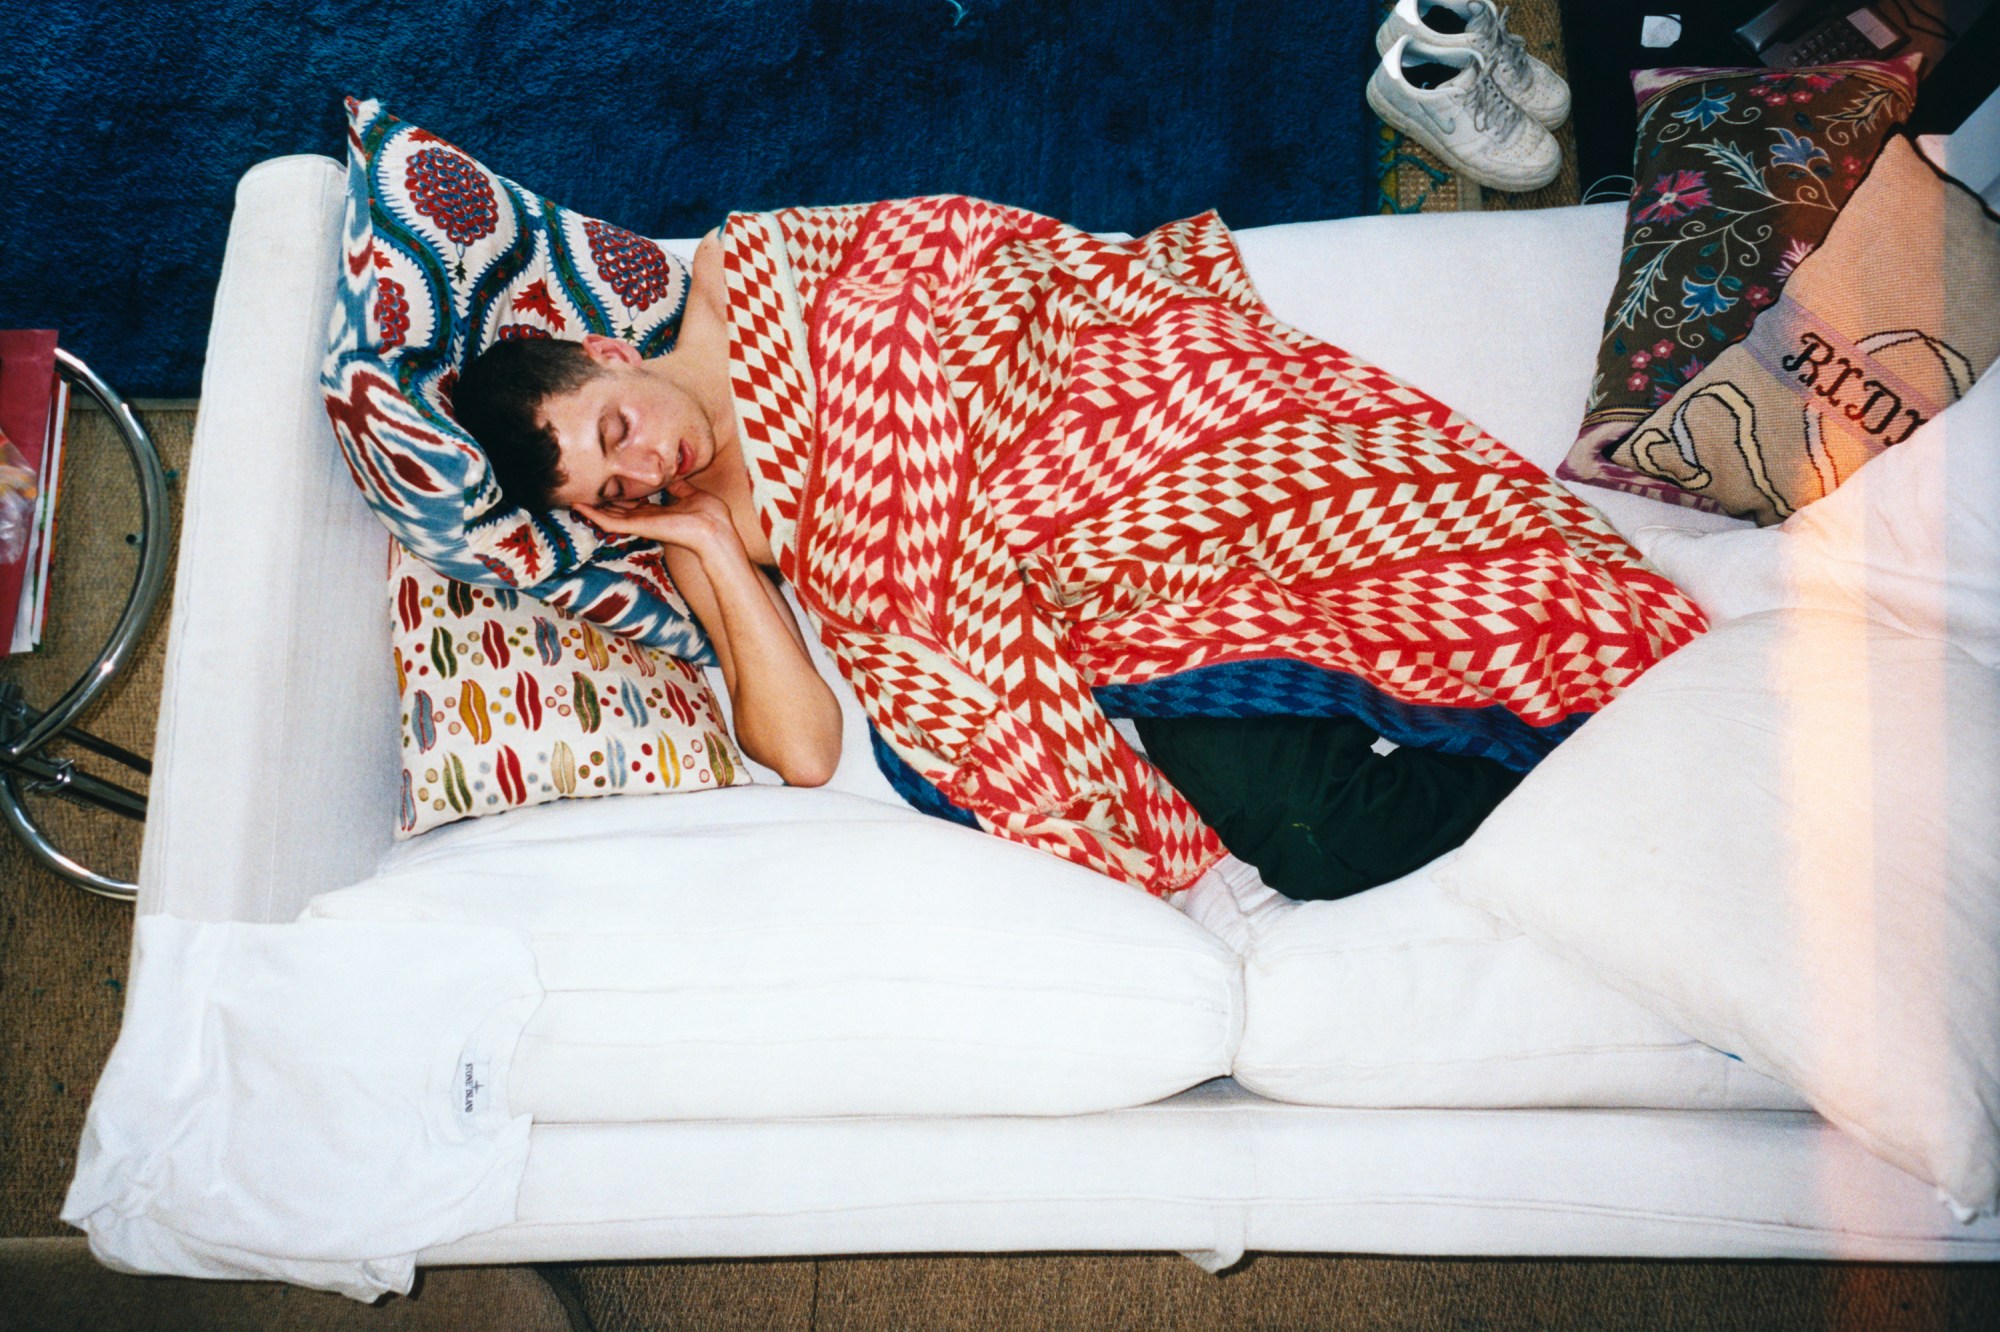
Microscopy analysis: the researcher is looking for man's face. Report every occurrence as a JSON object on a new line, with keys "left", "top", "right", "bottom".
{"left": 539, "top": 336, "right": 715, "bottom": 510}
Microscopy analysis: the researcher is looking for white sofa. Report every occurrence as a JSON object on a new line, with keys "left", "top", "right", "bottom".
{"left": 120, "top": 96, "right": 2000, "bottom": 1285}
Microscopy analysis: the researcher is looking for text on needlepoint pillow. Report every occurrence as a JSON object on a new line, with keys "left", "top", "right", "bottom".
{"left": 390, "top": 541, "right": 750, "bottom": 838}
{"left": 321, "top": 96, "right": 711, "bottom": 659}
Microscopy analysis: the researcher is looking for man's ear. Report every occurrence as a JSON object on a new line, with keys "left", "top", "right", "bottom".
{"left": 580, "top": 333, "right": 640, "bottom": 366}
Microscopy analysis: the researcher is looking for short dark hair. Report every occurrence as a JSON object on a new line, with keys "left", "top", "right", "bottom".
{"left": 451, "top": 337, "right": 601, "bottom": 512}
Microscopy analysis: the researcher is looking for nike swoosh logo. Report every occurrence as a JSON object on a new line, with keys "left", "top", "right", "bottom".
{"left": 1417, "top": 101, "right": 1456, "bottom": 137}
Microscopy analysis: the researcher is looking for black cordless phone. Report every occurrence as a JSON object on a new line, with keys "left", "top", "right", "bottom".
{"left": 1734, "top": 1, "right": 1911, "bottom": 65}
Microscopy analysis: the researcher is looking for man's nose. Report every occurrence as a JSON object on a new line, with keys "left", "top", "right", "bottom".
{"left": 613, "top": 444, "right": 662, "bottom": 486}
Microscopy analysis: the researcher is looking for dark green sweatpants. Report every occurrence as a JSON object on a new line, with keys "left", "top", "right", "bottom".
{"left": 1133, "top": 714, "right": 1523, "bottom": 902}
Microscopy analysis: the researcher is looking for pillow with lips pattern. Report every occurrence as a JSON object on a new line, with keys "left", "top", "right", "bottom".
{"left": 390, "top": 540, "right": 750, "bottom": 837}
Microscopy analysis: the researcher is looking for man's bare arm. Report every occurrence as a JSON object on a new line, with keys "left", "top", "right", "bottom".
{"left": 578, "top": 486, "right": 841, "bottom": 786}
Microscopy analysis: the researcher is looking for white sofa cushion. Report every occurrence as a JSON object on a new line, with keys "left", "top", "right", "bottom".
{"left": 1189, "top": 857, "right": 1806, "bottom": 1110}
{"left": 433, "top": 1080, "right": 2000, "bottom": 1268}
{"left": 1442, "top": 610, "right": 2000, "bottom": 1215}
{"left": 1636, "top": 364, "right": 2000, "bottom": 668}
{"left": 304, "top": 787, "right": 1242, "bottom": 1120}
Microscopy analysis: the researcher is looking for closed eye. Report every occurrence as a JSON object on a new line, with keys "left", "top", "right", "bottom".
{"left": 596, "top": 412, "right": 623, "bottom": 504}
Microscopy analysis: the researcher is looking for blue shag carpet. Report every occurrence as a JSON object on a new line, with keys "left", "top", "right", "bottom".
{"left": 2, "top": 0, "right": 1377, "bottom": 398}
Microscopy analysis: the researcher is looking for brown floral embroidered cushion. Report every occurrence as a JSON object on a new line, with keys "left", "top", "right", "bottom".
{"left": 1608, "top": 136, "right": 2000, "bottom": 525}
{"left": 1560, "top": 56, "right": 1920, "bottom": 510}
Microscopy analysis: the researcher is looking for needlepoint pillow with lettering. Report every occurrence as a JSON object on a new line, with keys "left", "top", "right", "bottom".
{"left": 1561, "top": 57, "right": 1919, "bottom": 509}
{"left": 390, "top": 542, "right": 750, "bottom": 837}
{"left": 1612, "top": 136, "right": 2000, "bottom": 525}
{"left": 322, "top": 96, "right": 712, "bottom": 659}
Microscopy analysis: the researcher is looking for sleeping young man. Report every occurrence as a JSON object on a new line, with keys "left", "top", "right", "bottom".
{"left": 456, "top": 229, "right": 844, "bottom": 792}
{"left": 452, "top": 202, "right": 1701, "bottom": 903}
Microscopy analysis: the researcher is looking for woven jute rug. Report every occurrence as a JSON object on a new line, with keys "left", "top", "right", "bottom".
{"left": 1, "top": 402, "right": 190, "bottom": 1241}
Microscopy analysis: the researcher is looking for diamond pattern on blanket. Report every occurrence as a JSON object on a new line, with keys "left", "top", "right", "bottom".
{"left": 722, "top": 213, "right": 818, "bottom": 571}
{"left": 722, "top": 196, "right": 1706, "bottom": 894}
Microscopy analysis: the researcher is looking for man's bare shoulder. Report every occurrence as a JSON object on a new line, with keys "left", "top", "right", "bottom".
{"left": 690, "top": 228, "right": 726, "bottom": 319}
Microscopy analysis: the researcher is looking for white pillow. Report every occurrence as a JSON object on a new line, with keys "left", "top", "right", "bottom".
{"left": 306, "top": 786, "right": 1241, "bottom": 1121}
{"left": 1441, "top": 610, "right": 2000, "bottom": 1215}
{"left": 1201, "top": 855, "right": 1806, "bottom": 1111}
{"left": 1635, "top": 360, "right": 2000, "bottom": 667}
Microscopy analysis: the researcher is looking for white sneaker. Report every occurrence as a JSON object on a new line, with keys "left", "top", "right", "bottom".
{"left": 1375, "top": 0, "right": 1571, "bottom": 129}
{"left": 1366, "top": 36, "right": 1562, "bottom": 193}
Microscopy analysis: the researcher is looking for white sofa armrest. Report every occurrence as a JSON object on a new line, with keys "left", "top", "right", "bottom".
{"left": 139, "top": 155, "right": 399, "bottom": 923}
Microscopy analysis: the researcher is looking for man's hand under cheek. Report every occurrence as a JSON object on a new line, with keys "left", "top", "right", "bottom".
{"left": 581, "top": 483, "right": 842, "bottom": 786}
{"left": 575, "top": 482, "right": 741, "bottom": 561}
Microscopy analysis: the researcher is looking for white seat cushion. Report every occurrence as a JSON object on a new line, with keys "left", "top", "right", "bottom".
{"left": 305, "top": 786, "right": 1242, "bottom": 1121}
{"left": 1188, "top": 857, "right": 1806, "bottom": 1111}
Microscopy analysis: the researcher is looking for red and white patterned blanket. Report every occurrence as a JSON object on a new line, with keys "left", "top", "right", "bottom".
{"left": 721, "top": 197, "right": 1706, "bottom": 895}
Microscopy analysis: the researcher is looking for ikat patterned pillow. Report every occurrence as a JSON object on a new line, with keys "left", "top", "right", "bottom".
{"left": 1561, "top": 56, "right": 1919, "bottom": 510}
{"left": 323, "top": 97, "right": 712, "bottom": 661}
{"left": 1613, "top": 136, "right": 2000, "bottom": 525}
{"left": 390, "top": 540, "right": 751, "bottom": 838}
